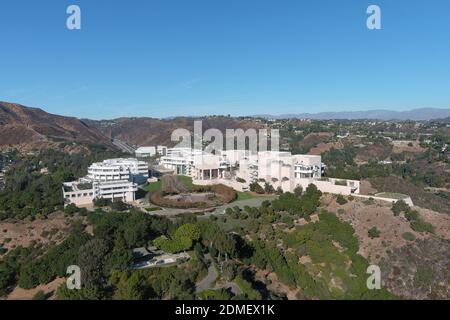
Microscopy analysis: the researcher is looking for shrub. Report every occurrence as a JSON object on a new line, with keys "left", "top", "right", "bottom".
{"left": 111, "top": 200, "right": 129, "bottom": 212}
{"left": 198, "top": 289, "right": 232, "bottom": 300}
{"left": 93, "top": 197, "right": 109, "bottom": 207}
{"left": 281, "top": 215, "right": 294, "bottom": 228}
{"left": 368, "top": 227, "right": 381, "bottom": 239}
{"left": 32, "top": 290, "right": 49, "bottom": 300}
{"left": 336, "top": 195, "right": 348, "bottom": 205}
{"left": 234, "top": 276, "right": 261, "bottom": 300}
{"left": 264, "top": 183, "right": 275, "bottom": 194}
{"left": 210, "top": 184, "right": 237, "bottom": 203}
{"left": 293, "top": 186, "right": 303, "bottom": 197}
{"left": 404, "top": 210, "right": 419, "bottom": 222}
{"left": 249, "top": 182, "right": 264, "bottom": 194}
{"left": 410, "top": 220, "right": 435, "bottom": 233}
{"left": 276, "top": 187, "right": 284, "bottom": 195}
{"left": 145, "top": 207, "right": 162, "bottom": 212}
{"left": 391, "top": 200, "right": 409, "bottom": 216}
{"left": 64, "top": 204, "right": 79, "bottom": 214}
{"left": 402, "top": 232, "right": 416, "bottom": 241}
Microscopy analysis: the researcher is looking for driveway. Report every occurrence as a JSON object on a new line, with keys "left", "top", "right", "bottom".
{"left": 195, "top": 261, "right": 218, "bottom": 293}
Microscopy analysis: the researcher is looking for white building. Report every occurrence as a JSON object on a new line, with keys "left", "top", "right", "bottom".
{"left": 160, "top": 148, "right": 203, "bottom": 175}
{"left": 135, "top": 146, "right": 157, "bottom": 158}
{"left": 135, "top": 146, "right": 167, "bottom": 158}
{"left": 63, "top": 158, "right": 148, "bottom": 206}
{"left": 87, "top": 158, "right": 149, "bottom": 184}
{"left": 159, "top": 148, "right": 360, "bottom": 195}
{"left": 157, "top": 146, "right": 168, "bottom": 156}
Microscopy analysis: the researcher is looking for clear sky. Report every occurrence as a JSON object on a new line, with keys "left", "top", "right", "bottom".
{"left": 1, "top": 0, "right": 449, "bottom": 119}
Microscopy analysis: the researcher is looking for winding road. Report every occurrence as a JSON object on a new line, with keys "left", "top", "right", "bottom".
{"left": 195, "top": 263, "right": 218, "bottom": 293}
{"left": 195, "top": 255, "right": 242, "bottom": 296}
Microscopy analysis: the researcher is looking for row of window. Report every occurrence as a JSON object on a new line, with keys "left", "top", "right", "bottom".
{"left": 65, "top": 192, "right": 94, "bottom": 198}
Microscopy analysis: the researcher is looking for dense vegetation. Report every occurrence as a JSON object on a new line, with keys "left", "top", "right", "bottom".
{"left": 0, "top": 209, "right": 175, "bottom": 297}
{"left": 2, "top": 116, "right": 448, "bottom": 299}
{"left": 1, "top": 181, "right": 398, "bottom": 300}
{"left": 0, "top": 145, "right": 125, "bottom": 220}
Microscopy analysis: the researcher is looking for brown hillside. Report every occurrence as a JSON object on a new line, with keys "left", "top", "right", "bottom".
{"left": 84, "top": 116, "right": 267, "bottom": 147}
{"left": 0, "top": 101, "right": 112, "bottom": 151}
{"left": 368, "top": 176, "right": 450, "bottom": 214}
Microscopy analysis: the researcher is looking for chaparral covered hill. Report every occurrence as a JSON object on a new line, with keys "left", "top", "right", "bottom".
{"left": 83, "top": 116, "right": 267, "bottom": 147}
{"left": 0, "top": 102, "right": 112, "bottom": 151}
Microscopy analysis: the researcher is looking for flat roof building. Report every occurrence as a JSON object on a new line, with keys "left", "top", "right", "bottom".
{"left": 135, "top": 146, "right": 157, "bottom": 158}
{"left": 135, "top": 146, "right": 167, "bottom": 158}
{"left": 63, "top": 158, "right": 148, "bottom": 207}
{"left": 158, "top": 148, "right": 359, "bottom": 195}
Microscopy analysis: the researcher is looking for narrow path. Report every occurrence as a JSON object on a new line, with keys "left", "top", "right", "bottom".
{"left": 195, "top": 258, "right": 218, "bottom": 293}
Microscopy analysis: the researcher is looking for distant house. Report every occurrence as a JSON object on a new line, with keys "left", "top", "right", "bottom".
{"left": 135, "top": 146, "right": 167, "bottom": 158}
{"left": 337, "top": 132, "right": 350, "bottom": 138}
{"left": 135, "top": 146, "right": 156, "bottom": 158}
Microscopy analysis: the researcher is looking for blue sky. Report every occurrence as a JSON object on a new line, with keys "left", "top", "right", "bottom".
{"left": 0, "top": 0, "right": 449, "bottom": 119}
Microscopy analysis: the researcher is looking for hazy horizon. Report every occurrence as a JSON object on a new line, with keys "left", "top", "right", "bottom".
{"left": 3, "top": 100, "right": 449, "bottom": 121}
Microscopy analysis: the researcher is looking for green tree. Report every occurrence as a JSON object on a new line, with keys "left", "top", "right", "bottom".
{"left": 56, "top": 284, "right": 102, "bottom": 300}
{"left": 249, "top": 182, "right": 264, "bottom": 194}
{"left": 368, "top": 227, "right": 381, "bottom": 239}
{"left": 77, "top": 239, "right": 110, "bottom": 288}
{"left": 294, "top": 186, "right": 303, "bottom": 197}
{"left": 336, "top": 195, "right": 348, "bottom": 205}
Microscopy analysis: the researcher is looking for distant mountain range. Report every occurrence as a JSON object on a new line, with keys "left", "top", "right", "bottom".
{"left": 254, "top": 108, "right": 450, "bottom": 121}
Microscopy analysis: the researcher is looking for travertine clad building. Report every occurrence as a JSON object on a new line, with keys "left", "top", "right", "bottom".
{"left": 159, "top": 148, "right": 360, "bottom": 195}
{"left": 63, "top": 158, "right": 149, "bottom": 206}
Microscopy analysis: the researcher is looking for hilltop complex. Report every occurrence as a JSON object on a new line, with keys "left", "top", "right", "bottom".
{"left": 63, "top": 158, "right": 149, "bottom": 206}
{"left": 62, "top": 148, "right": 360, "bottom": 207}
{"left": 158, "top": 148, "right": 360, "bottom": 195}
